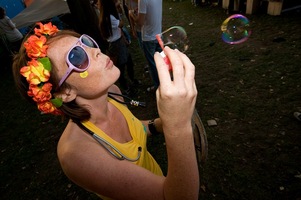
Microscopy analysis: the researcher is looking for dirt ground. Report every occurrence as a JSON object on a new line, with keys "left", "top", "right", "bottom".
{"left": 1, "top": 1, "right": 301, "bottom": 199}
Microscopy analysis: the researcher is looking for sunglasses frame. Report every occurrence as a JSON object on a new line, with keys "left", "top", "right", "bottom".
{"left": 58, "top": 34, "right": 99, "bottom": 87}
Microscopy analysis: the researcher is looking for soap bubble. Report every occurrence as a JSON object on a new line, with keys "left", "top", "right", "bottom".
{"left": 156, "top": 26, "right": 188, "bottom": 52}
{"left": 221, "top": 14, "right": 251, "bottom": 44}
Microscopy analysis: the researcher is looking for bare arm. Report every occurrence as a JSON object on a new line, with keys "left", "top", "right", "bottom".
{"left": 118, "top": 19, "right": 124, "bottom": 28}
{"left": 128, "top": 10, "right": 138, "bottom": 38}
{"left": 140, "top": 47, "right": 200, "bottom": 198}
{"left": 141, "top": 118, "right": 163, "bottom": 137}
{"left": 6, "top": 17, "right": 16, "bottom": 30}
{"left": 129, "top": 11, "right": 145, "bottom": 27}
{"left": 155, "top": 47, "right": 199, "bottom": 199}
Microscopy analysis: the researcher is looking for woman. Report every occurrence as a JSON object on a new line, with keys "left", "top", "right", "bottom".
{"left": 0, "top": 7, "right": 23, "bottom": 53}
{"left": 13, "top": 22, "right": 199, "bottom": 200}
{"left": 98, "top": 0, "right": 138, "bottom": 95}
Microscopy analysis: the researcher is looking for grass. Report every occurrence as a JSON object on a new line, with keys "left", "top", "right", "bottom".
{"left": 1, "top": 0, "right": 301, "bottom": 199}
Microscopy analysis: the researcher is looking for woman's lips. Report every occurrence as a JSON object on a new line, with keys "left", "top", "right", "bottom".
{"left": 106, "top": 59, "right": 113, "bottom": 69}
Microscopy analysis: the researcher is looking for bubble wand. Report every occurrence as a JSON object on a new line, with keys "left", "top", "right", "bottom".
{"left": 156, "top": 26, "right": 188, "bottom": 70}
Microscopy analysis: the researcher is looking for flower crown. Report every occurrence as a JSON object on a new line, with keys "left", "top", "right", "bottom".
{"left": 20, "top": 22, "right": 62, "bottom": 115}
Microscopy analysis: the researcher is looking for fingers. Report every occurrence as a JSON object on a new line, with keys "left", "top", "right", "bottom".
{"left": 154, "top": 51, "right": 171, "bottom": 89}
{"left": 163, "top": 48, "right": 185, "bottom": 87}
{"left": 154, "top": 47, "right": 197, "bottom": 129}
{"left": 174, "top": 50, "right": 196, "bottom": 92}
{"left": 176, "top": 50, "right": 195, "bottom": 82}
{"left": 156, "top": 47, "right": 195, "bottom": 92}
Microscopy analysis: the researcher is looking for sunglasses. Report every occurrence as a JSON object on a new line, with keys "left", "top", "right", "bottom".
{"left": 58, "top": 34, "right": 99, "bottom": 87}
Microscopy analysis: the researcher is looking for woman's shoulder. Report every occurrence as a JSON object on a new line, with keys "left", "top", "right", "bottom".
{"left": 108, "top": 84, "right": 122, "bottom": 94}
{"left": 57, "top": 120, "right": 102, "bottom": 168}
{"left": 108, "top": 84, "right": 125, "bottom": 102}
{"left": 58, "top": 121, "right": 93, "bottom": 156}
{"left": 57, "top": 122, "right": 113, "bottom": 192}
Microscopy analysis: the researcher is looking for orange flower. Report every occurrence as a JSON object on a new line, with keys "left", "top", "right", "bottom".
{"left": 34, "top": 22, "right": 59, "bottom": 36}
{"left": 37, "top": 101, "right": 59, "bottom": 115}
{"left": 21, "top": 22, "right": 62, "bottom": 116}
{"left": 28, "top": 83, "right": 52, "bottom": 102}
{"left": 20, "top": 59, "right": 50, "bottom": 85}
{"left": 24, "top": 35, "right": 48, "bottom": 59}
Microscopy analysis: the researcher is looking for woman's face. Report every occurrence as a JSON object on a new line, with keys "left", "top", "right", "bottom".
{"left": 47, "top": 35, "right": 120, "bottom": 98}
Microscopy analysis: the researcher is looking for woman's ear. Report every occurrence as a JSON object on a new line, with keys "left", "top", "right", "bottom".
{"left": 54, "top": 88, "right": 77, "bottom": 103}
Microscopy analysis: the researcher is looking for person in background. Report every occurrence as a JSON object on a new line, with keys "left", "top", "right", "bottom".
{"left": 127, "top": 0, "right": 149, "bottom": 73}
{"left": 129, "top": 0, "right": 163, "bottom": 92}
{"left": 0, "top": 7, "right": 23, "bottom": 53}
{"left": 12, "top": 22, "right": 199, "bottom": 200}
{"left": 91, "top": 0, "right": 100, "bottom": 18}
{"left": 122, "top": 0, "right": 130, "bottom": 23}
{"left": 227, "top": 0, "right": 246, "bottom": 14}
{"left": 66, "top": 0, "right": 108, "bottom": 52}
{"left": 127, "top": 0, "right": 141, "bottom": 48}
{"left": 99, "top": 0, "right": 140, "bottom": 96}
{"left": 115, "top": 0, "right": 132, "bottom": 45}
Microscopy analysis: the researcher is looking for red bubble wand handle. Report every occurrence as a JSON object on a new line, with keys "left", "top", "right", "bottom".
{"left": 156, "top": 34, "right": 172, "bottom": 71}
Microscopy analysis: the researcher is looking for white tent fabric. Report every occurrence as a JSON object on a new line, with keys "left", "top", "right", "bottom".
{"left": 12, "top": 0, "right": 70, "bottom": 29}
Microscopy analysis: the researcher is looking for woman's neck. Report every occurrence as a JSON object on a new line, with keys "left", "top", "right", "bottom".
{"left": 75, "top": 93, "right": 111, "bottom": 123}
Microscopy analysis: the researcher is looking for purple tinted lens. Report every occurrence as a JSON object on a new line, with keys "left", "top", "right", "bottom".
{"left": 68, "top": 46, "right": 88, "bottom": 69}
{"left": 81, "top": 35, "right": 98, "bottom": 48}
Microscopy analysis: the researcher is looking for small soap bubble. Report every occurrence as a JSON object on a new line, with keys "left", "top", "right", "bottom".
{"left": 221, "top": 14, "right": 251, "bottom": 44}
{"left": 156, "top": 26, "right": 188, "bottom": 52}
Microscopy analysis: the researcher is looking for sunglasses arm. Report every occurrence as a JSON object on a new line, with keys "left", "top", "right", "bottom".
{"left": 58, "top": 68, "right": 74, "bottom": 87}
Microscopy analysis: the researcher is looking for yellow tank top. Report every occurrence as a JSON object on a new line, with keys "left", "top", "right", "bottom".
{"left": 81, "top": 98, "right": 163, "bottom": 199}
